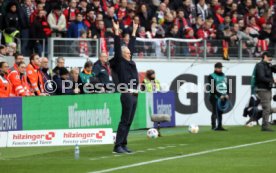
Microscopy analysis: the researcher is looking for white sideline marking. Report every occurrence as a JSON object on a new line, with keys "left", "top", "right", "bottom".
{"left": 167, "top": 146, "right": 176, "bottom": 148}
{"left": 88, "top": 139, "right": 276, "bottom": 173}
{"left": 100, "top": 156, "right": 108, "bottom": 159}
{"left": 89, "top": 158, "right": 98, "bottom": 161}
{"left": 179, "top": 144, "right": 188, "bottom": 146}
{"left": 147, "top": 148, "right": 156, "bottom": 151}
{"left": 135, "top": 151, "right": 145, "bottom": 153}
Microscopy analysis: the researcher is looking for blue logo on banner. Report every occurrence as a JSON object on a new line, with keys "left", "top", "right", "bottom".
{"left": 0, "top": 98, "right": 22, "bottom": 131}
{"left": 153, "top": 91, "right": 176, "bottom": 127}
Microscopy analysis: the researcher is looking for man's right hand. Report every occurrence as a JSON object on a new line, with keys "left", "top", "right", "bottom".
{"left": 274, "top": 78, "right": 276, "bottom": 83}
{"left": 112, "top": 20, "right": 120, "bottom": 35}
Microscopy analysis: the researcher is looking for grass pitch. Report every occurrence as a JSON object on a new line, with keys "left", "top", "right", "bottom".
{"left": 1, "top": 126, "right": 276, "bottom": 173}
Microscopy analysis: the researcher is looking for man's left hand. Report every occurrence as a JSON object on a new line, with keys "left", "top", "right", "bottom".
{"left": 132, "top": 21, "right": 139, "bottom": 35}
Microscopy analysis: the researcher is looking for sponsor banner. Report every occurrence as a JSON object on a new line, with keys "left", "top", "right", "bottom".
{"left": 22, "top": 93, "right": 147, "bottom": 131}
{"left": 0, "top": 132, "right": 8, "bottom": 147}
{"left": 136, "top": 61, "right": 263, "bottom": 125}
{"left": 7, "top": 129, "right": 113, "bottom": 147}
{"left": 153, "top": 91, "right": 176, "bottom": 128}
{"left": 0, "top": 98, "right": 22, "bottom": 131}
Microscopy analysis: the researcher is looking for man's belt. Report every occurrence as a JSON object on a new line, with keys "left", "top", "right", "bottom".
{"left": 127, "top": 89, "right": 139, "bottom": 96}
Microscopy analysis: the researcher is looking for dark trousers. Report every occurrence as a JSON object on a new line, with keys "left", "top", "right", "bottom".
{"left": 210, "top": 97, "right": 223, "bottom": 129}
{"left": 20, "top": 29, "right": 30, "bottom": 56}
{"left": 256, "top": 90, "right": 272, "bottom": 129}
{"left": 115, "top": 93, "right": 138, "bottom": 148}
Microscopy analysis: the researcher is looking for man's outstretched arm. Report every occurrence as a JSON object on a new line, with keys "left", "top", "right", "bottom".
{"left": 129, "top": 22, "right": 139, "bottom": 60}
{"left": 113, "top": 20, "right": 122, "bottom": 62}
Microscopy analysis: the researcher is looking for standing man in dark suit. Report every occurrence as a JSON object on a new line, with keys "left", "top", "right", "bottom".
{"left": 111, "top": 20, "right": 139, "bottom": 154}
{"left": 255, "top": 52, "right": 276, "bottom": 131}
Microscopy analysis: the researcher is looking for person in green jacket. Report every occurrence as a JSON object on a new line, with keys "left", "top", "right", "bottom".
{"left": 78, "top": 61, "right": 97, "bottom": 94}
{"left": 208, "top": 62, "right": 229, "bottom": 131}
{"left": 141, "top": 70, "right": 161, "bottom": 92}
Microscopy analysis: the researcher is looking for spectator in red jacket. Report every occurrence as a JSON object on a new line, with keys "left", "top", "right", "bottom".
{"left": 122, "top": 9, "right": 135, "bottom": 28}
{"left": 84, "top": 9, "right": 96, "bottom": 29}
{"left": 185, "top": 27, "right": 199, "bottom": 55}
{"left": 91, "top": 20, "right": 111, "bottom": 39}
{"left": 63, "top": 0, "right": 79, "bottom": 28}
{"left": 90, "top": 0, "right": 103, "bottom": 14}
{"left": 78, "top": 0, "right": 88, "bottom": 15}
{"left": 174, "top": 9, "right": 189, "bottom": 30}
{"left": 213, "top": 6, "right": 225, "bottom": 31}
{"left": 31, "top": 10, "right": 52, "bottom": 56}
{"left": 117, "top": 0, "right": 128, "bottom": 21}
{"left": 29, "top": 3, "right": 44, "bottom": 24}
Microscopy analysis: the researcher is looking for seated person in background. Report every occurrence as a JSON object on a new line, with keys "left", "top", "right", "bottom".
{"left": 93, "top": 52, "right": 114, "bottom": 92}
{"left": 0, "top": 62, "right": 12, "bottom": 97}
{"left": 70, "top": 67, "right": 81, "bottom": 94}
{"left": 6, "top": 43, "right": 17, "bottom": 56}
{"left": 26, "top": 54, "right": 45, "bottom": 96}
{"left": 41, "top": 57, "right": 55, "bottom": 94}
{"left": 0, "top": 45, "right": 7, "bottom": 59}
{"left": 54, "top": 67, "right": 77, "bottom": 95}
{"left": 53, "top": 57, "right": 65, "bottom": 77}
{"left": 141, "top": 70, "right": 161, "bottom": 92}
{"left": 8, "top": 62, "right": 33, "bottom": 96}
{"left": 78, "top": 61, "right": 97, "bottom": 93}
{"left": 9, "top": 53, "right": 24, "bottom": 72}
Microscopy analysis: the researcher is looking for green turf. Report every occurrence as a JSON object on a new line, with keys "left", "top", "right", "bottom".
{"left": 1, "top": 126, "right": 276, "bottom": 173}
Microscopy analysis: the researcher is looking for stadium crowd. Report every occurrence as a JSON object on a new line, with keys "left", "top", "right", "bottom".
{"left": 0, "top": 0, "right": 276, "bottom": 59}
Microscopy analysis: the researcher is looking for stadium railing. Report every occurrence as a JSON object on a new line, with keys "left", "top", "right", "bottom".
{"left": 21, "top": 37, "right": 276, "bottom": 67}
{"left": 101, "top": 37, "right": 203, "bottom": 60}
{"left": 48, "top": 37, "right": 99, "bottom": 68}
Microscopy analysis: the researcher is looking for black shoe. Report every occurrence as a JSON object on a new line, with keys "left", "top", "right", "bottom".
{"left": 211, "top": 121, "right": 216, "bottom": 130}
{"left": 113, "top": 146, "right": 127, "bottom": 154}
{"left": 122, "top": 146, "right": 132, "bottom": 153}
{"left": 214, "top": 127, "right": 227, "bottom": 131}
{"left": 261, "top": 128, "right": 274, "bottom": 132}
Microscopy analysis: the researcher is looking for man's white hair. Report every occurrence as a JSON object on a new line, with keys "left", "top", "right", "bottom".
{"left": 8, "top": 42, "right": 16, "bottom": 48}
{"left": 121, "top": 46, "right": 129, "bottom": 53}
{"left": 70, "top": 67, "right": 79, "bottom": 74}
{"left": 56, "top": 57, "right": 65, "bottom": 63}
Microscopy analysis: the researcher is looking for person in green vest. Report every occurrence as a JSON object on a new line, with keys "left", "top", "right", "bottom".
{"left": 78, "top": 60, "right": 97, "bottom": 94}
{"left": 208, "top": 62, "right": 229, "bottom": 131}
{"left": 141, "top": 70, "right": 161, "bottom": 92}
